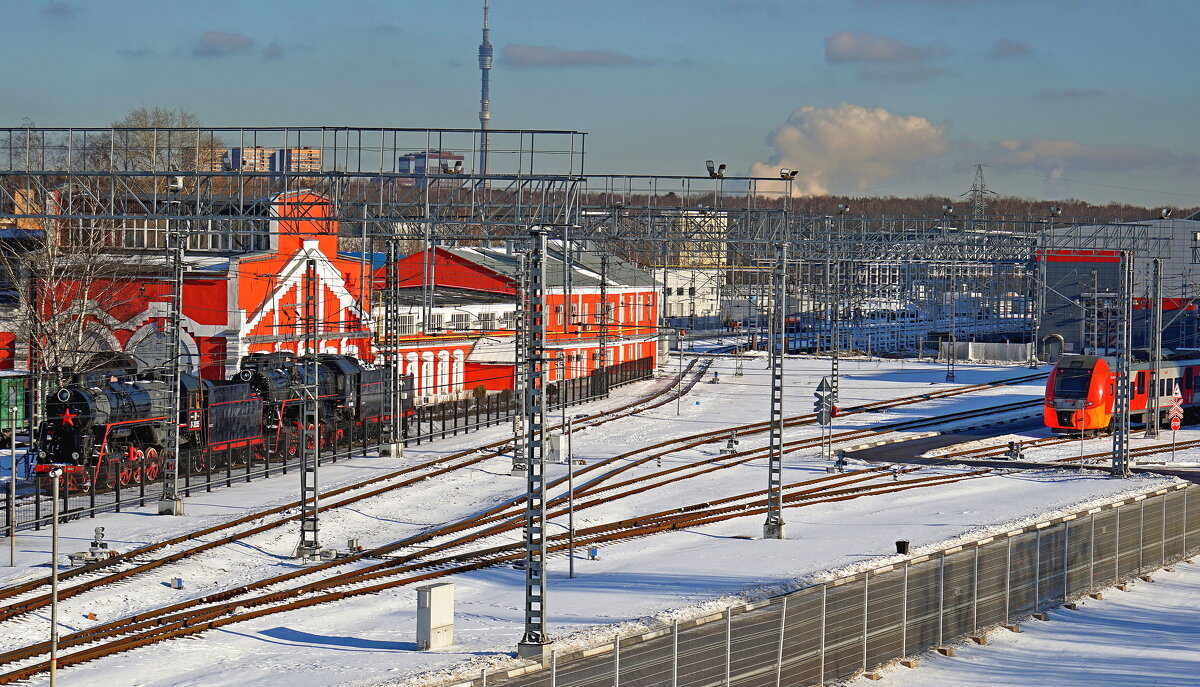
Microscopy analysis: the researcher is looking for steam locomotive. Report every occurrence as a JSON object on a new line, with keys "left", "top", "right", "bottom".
{"left": 37, "top": 352, "right": 413, "bottom": 492}
{"left": 1044, "top": 352, "right": 1200, "bottom": 433}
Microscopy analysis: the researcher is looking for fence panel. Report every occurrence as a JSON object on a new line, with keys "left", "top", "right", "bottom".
{"left": 1165, "top": 491, "right": 1186, "bottom": 561}
{"left": 778, "top": 586, "right": 824, "bottom": 686}
{"left": 1143, "top": 497, "right": 1165, "bottom": 570}
{"left": 1093, "top": 508, "right": 1118, "bottom": 588}
{"left": 616, "top": 633, "right": 673, "bottom": 687}
{"left": 822, "top": 578, "right": 866, "bottom": 683}
{"left": 1037, "top": 524, "right": 1066, "bottom": 610}
{"left": 903, "top": 562, "right": 940, "bottom": 654}
{"left": 974, "top": 540, "right": 1009, "bottom": 629}
{"left": 1065, "top": 517, "right": 1093, "bottom": 598}
{"left": 730, "top": 601, "right": 785, "bottom": 687}
{"left": 1007, "top": 532, "right": 1039, "bottom": 617}
{"left": 941, "top": 550, "right": 976, "bottom": 641}
{"left": 864, "top": 567, "right": 906, "bottom": 670}
{"left": 1117, "top": 503, "right": 1142, "bottom": 576}
{"left": 676, "top": 617, "right": 728, "bottom": 687}
{"left": 1187, "top": 488, "right": 1200, "bottom": 551}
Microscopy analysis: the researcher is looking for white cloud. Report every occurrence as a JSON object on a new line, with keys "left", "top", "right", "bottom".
{"left": 750, "top": 104, "right": 949, "bottom": 195}
{"left": 825, "top": 31, "right": 935, "bottom": 63}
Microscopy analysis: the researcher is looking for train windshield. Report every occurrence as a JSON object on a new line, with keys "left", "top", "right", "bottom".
{"left": 1053, "top": 368, "right": 1093, "bottom": 398}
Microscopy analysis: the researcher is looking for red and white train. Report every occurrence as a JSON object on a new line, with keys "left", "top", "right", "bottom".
{"left": 1044, "top": 353, "right": 1199, "bottom": 433}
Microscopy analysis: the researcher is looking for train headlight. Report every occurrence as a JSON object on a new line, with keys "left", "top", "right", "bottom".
{"left": 71, "top": 452, "right": 80, "bottom": 459}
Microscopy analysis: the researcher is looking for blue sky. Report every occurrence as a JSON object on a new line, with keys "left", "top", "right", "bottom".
{"left": 5, "top": 0, "right": 1197, "bottom": 206}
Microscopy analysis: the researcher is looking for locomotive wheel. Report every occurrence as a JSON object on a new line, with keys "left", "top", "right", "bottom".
{"left": 130, "top": 465, "right": 142, "bottom": 485}
{"left": 190, "top": 452, "right": 206, "bottom": 474}
{"left": 144, "top": 448, "right": 161, "bottom": 481}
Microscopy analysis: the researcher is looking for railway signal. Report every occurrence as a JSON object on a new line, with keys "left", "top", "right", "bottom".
{"left": 814, "top": 377, "right": 833, "bottom": 426}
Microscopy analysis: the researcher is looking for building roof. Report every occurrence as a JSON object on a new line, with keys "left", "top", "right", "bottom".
{"left": 446, "top": 241, "right": 655, "bottom": 289}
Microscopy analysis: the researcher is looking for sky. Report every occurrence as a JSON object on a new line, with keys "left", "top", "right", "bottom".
{"left": 4, "top": 0, "right": 1198, "bottom": 207}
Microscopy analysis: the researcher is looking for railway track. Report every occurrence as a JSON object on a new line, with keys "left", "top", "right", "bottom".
{"left": 0, "top": 360, "right": 710, "bottom": 626}
{"left": 0, "top": 462, "right": 995, "bottom": 683}
{"left": 0, "top": 368, "right": 1044, "bottom": 680}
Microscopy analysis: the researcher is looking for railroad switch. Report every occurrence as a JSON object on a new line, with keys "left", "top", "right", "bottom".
{"left": 68, "top": 527, "right": 116, "bottom": 566}
{"left": 720, "top": 431, "right": 740, "bottom": 455}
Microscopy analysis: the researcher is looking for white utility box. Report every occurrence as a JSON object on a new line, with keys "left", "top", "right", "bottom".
{"left": 546, "top": 432, "right": 569, "bottom": 464}
{"left": 416, "top": 582, "right": 455, "bottom": 650}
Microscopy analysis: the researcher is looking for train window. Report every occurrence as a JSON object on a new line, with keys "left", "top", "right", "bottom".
{"left": 1052, "top": 369, "right": 1092, "bottom": 398}
{"left": 1187, "top": 369, "right": 1194, "bottom": 390}
{"left": 1136, "top": 372, "right": 1146, "bottom": 395}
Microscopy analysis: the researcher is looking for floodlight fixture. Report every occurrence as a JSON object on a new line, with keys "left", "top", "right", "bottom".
{"left": 837, "top": 202, "right": 851, "bottom": 215}
{"left": 942, "top": 203, "right": 954, "bottom": 216}
{"left": 706, "top": 160, "right": 725, "bottom": 179}
{"left": 779, "top": 168, "right": 798, "bottom": 179}
{"left": 1160, "top": 208, "right": 1172, "bottom": 219}
{"left": 1049, "top": 206, "right": 1063, "bottom": 217}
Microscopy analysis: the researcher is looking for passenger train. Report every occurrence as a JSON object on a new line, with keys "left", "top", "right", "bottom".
{"left": 1044, "top": 352, "right": 1199, "bottom": 433}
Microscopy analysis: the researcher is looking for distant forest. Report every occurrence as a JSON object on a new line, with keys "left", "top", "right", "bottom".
{"left": 579, "top": 192, "right": 1197, "bottom": 223}
{"left": 779, "top": 194, "right": 1197, "bottom": 222}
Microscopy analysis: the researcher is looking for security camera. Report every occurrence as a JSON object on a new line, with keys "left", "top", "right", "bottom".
{"left": 1049, "top": 206, "right": 1062, "bottom": 217}
{"left": 779, "top": 168, "right": 798, "bottom": 179}
{"left": 167, "top": 176, "right": 185, "bottom": 192}
{"left": 1160, "top": 208, "right": 1172, "bottom": 219}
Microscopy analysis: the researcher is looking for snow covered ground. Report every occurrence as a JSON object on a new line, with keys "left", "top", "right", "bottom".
{"left": 0, "top": 356, "right": 1191, "bottom": 687}
{"left": 860, "top": 559, "right": 1200, "bottom": 687}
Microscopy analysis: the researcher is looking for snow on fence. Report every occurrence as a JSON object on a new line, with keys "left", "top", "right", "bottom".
{"left": 474, "top": 482, "right": 1197, "bottom": 687}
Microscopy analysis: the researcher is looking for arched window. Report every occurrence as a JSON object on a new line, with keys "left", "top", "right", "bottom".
{"left": 420, "top": 351, "right": 435, "bottom": 398}
{"left": 452, "top": 350, "right": 465, "bottom": 393}
{"left": 405, "top": 352, "right": 419, "bottom": 385}
{"left": 437, "top": 351, "right": 450, "bottom": 396}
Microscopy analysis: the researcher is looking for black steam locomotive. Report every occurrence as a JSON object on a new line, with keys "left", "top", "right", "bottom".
{"left": 37, "top": 352, "right": 413, "bottom": 492}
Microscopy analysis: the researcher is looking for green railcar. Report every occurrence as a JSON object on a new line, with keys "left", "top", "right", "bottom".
{"left": 0, "top": 373, "right": 28, "bottom": 430}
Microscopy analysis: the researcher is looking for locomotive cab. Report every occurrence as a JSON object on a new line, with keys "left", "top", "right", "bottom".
{"left": 1045, "top": 355, "right": 1113, "bottom": 433}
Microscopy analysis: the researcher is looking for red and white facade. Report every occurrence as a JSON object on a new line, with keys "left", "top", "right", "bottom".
{"left": 374, "top": 246, "right": 660, "bottom": 402}
{"left": 2, "top": 190, "right": 376, "bottom": 378}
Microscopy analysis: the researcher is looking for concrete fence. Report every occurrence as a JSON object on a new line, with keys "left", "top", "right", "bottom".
{"left": 470, "top": 482, "right": 1197, "bottom": 687}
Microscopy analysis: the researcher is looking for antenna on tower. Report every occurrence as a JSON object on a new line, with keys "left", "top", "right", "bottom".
{"left": 478, "top": 0, "right": 493, "bottom": 182}
{"left": 961, "top": 163, "right": 996, "bottom": 229}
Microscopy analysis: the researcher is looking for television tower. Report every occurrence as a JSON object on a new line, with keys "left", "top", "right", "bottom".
{"left": 478, "top": 0, "right": 492, "bottom": 178}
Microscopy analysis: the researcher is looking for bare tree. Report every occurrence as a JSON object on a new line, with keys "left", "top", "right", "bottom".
{"left": 83, "top": 107, "right": 224, "bottom": 195}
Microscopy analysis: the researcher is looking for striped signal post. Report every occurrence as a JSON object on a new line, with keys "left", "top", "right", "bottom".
{"left": 764, "top": 244, "right": 787, "bottom": 540}
{"left": 1169, "top": 383, "right": 1184, "bottom": 460}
